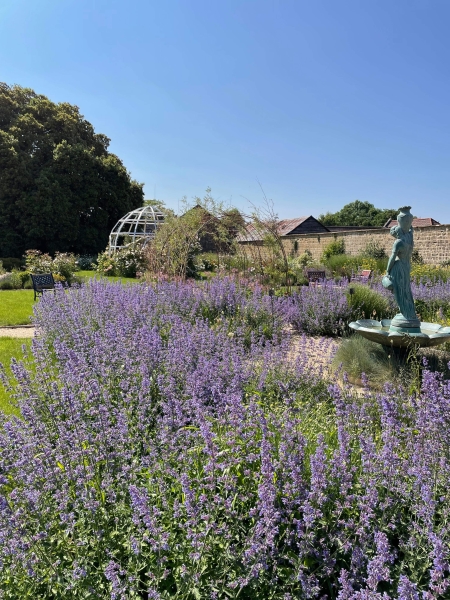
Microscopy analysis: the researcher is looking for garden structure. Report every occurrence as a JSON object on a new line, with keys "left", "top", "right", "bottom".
{"left": 108, "top": 205, "right": 165, "bottom": 254}
{"left": 350, "top": 206, "right": 450, "bottom": 348}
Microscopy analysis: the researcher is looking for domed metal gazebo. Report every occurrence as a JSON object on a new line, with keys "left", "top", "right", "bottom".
{"left": 108, "top": 205, "right": 166, "bottom": 254}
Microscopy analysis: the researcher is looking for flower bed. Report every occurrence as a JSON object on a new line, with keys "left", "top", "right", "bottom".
{"left": 0, "top": 279, "right": 449, "bottom": 597}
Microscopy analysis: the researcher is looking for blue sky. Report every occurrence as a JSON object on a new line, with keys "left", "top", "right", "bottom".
{"left": 1, "top": 0, "right": 450, "bottom": 222}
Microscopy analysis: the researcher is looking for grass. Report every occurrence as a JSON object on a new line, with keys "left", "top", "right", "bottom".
{"left": 0, "top": 290, "right": 35, "bottom": 326}
{"left": 332, "top": 334, "right": 450, "bottom": 389}
{"left": 0, "top": 276, "right": 139, "bottom": 328}
{"left": 0, "top": 337, "right": 32, "bottom": 415}
{"left": 76, "top": 270, "right": 140, "bottom": 284}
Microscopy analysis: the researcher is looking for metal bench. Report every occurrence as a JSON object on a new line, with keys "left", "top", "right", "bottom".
{"left": 30, "top": 273, "right": 55, "bottom": 301}
{"left": 305, "top": 269, "right": 326, "bottom": 286}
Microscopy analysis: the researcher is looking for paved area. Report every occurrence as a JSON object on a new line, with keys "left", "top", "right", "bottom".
{"left": 0, "top": 326, "right": 35, "bottom": 338}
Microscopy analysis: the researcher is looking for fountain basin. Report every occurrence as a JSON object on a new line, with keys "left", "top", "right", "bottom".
{"left": 349, "top": 319, "right": 450, "bottom": 348}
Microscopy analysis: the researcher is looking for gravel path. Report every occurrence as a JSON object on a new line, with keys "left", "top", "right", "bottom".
{"left": 0, "top": 326, "right": 35, "bottom": 338}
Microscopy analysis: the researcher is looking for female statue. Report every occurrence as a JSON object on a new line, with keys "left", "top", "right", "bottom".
{"left": 383, "top": 206, "right": 420, "bottom": 329}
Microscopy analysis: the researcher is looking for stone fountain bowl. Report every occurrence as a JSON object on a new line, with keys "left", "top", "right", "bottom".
{"left": 349, "top": 319, "right": 450, "bottom": 348}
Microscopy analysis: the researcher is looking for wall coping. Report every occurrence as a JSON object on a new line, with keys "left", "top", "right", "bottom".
{"left": 276, "top": 224, "right": 450, "bottom": 241}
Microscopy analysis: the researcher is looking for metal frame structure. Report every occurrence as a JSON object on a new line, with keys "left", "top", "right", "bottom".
{"left": 108, "top": 205, "right": 166, "bottom": 254}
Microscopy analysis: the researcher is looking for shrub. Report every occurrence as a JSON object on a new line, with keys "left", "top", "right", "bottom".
{"left": 0, "top": 257, "right": 23, "bottom": 271}
{"left": 24, "top": 250, "right": 79, "bottom": 283}
{"left": 52, "top": 252, "right": 79, "bottom": 281}
{"left": 362, "top": 239, "right": 387, "bottom": 260}
{"left": 0, "top": 271, "right": 24, "bottom": 290}
{"left": 347, "top": 283, "right": 392, "bottom": 320}
{"left": 412, "top": 247, "right": 424, "bottom": 264}
{"left": 296, "top": 249, "right": 313, "bottom": 267}
{"left": 411, "top": 264, "right": 450, "bottom": 283}
{"left": 24, "top": 249, "right": 53, "bottom": 273}
{"left": 198, "top": 252, "right": 219, "bottom": 271}
{"left": 96, "top": 250, "right": 118, "bottom": 276}
{"left": 76, "top": 254, "right": 98, "bottom": 270}
{"left": 411, "top": 278, "right": 450, "bottom": 323}
{"left": 0, "top": 261, "right": 4, "bottom": 275}
{"left": 97, "top": 240, "right": 146, "bottom": 278}
{"left": 325, "top": 254, "right": 359, "bottom": 279}
{"left": 321, "top": 238, "right": 345, "bottom": 260}
{"left": 0, "top": 276, "right": 14, "bottom": 290}
{"left": 288, "top": 281, "right": 353, "bottom": 336}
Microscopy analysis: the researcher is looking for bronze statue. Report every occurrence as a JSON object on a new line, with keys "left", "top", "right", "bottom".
{"left": 382, "top": 207, "right": 420, "bottom": 333}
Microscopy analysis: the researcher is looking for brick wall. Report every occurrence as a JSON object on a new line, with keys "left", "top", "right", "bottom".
{"left": 239, "top": 225, "right": 450, "bottom": 265}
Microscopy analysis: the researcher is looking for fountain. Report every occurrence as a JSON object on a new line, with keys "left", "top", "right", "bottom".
{"left": 349, "top": 206, "right": 450, "bottom": 349}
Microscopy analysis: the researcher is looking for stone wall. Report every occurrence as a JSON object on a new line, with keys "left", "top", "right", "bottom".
{"left": 239, "top": 225, "right": 450, "bottom": 265}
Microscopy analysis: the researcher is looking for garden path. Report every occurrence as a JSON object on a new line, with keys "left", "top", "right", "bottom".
{"left": 0, "top": 326, "right": 35, "bottom": 338}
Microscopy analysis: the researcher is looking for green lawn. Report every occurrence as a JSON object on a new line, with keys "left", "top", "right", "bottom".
{"left": 0, "top": 337, "right": 32, "bottom": 416}
{"left": 0, "top": 290, "right": 35, "bottom": 326}
{"left": 0, "top": 275, "right": 140, "bottom": 327}
{"left": 77, "top": 270, "right": 140, "bottom": 284}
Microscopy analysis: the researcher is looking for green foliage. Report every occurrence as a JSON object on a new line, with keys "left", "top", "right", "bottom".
{"left": 333, "top": 335, "right": 395, "bottom": 384}
{"left": 97, "top": 240, "right": 146, "bottom": 278}
{"left": 411, "top": 247, "right": 424, "bottom": 264}
{"left": 322, "top": 238, "right": 345, "bottom": 261}
{"left": 194, "top": 252, "right": 219, "bottom": 272}
{"left": 0, "top": 257, "right": 23, "bottom": 271}
{"left": 333, "top": 336, "right": 450, "bottom": 388}
{"left": 0, "top": 271, "right": 30, "bottom": 290}
{"left": 324, "top": 253, "right": 387, "bottom": 278}
{"left": 146, "top": 193, "right": 236, "bottom": 279}
{"left": 347, "top": 283, "right": 392, "bottom": 320}
{"left": 296, "top": 249, "right": 313, "bottom": 267}
{"left": 25, "top": 250, "right": 78, "bottom": 283}
{"left": 0, "top": 277, "right": 14, "bottom": 290}
{"left": 319, "top": 200, "right": 397, "bottom": 227}
{"left": 325, "top": 254, "right": 359, "bottom": 279}
{"left": 362, "top": 239, "right": 387, "bottom": 260}
{"left": 410, "top": 264, "right": 450, "bottom": 283}
{"left": 76, "top": 255, "right": 97, "bottom": 270}
{"left": 0, "top": 82, "right": 143, "bottom": 257}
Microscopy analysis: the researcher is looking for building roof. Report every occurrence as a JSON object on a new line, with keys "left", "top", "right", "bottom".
{"left": 236, "top": 215, "right": 329, "bottom": 242}
{"left": 384, "top": 217, "right": 441, "bottom": 228}
{"left": 277, "top": 217, "right": 311, "bottom": 236}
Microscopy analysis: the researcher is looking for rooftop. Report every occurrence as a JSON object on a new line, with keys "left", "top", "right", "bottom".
{"left": 384, "top": 217, "right": 441, "bottom": 228}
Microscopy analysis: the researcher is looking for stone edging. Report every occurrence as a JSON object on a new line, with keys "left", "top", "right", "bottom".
{"left": 0, "top": 325, "right": 35, "bottom": 329}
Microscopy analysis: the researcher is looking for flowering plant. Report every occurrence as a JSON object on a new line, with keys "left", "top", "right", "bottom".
{"left": 24, "top": 250, "right": 79, "bottom": 283}
{"left": 0, "top": 280, "right": 449, "bottom": 597}
{"left": 97, "top": 240, "right": 146, "bottom": 278}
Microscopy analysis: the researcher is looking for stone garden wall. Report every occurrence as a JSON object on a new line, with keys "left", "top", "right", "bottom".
{"left": 274, "top": 224, "right": 450, "bottom": 265}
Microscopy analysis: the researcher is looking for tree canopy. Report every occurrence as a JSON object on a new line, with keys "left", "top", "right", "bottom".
{"left": 0, "top": 83, "right": 143, "bottom": 257}
{"left": 318, "top": 200, "right": 397, "bottom": 227}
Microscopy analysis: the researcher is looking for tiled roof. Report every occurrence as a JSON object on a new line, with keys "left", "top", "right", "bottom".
{"left": 237, "top": 216, "right": 323, "bottom": 242}
{"left": 276, "top": 217, "right": 310, "bottom": 235}
{"left": 384, "top": 217, "right": 441, "bottom": 228}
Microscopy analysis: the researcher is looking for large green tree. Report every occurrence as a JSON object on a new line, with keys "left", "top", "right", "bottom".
{"left": 0, "top": 83, "right": 143, "bottom": 257}
{"left": 319, "top": 200, "right": 397, "bottom": 227}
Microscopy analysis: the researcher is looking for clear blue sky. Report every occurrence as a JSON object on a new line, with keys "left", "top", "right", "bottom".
{"left": 1, "top": 0, "right": 450, "bottom": 222}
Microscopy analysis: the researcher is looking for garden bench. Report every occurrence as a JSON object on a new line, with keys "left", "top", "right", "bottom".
{"left": 306, "top": 269, "right": 326, "bottom": 286}
{"left": 31, "top": 273, "right": 55, "bottom": 301}
{"left": 351, "top": 269, "right": 372, "bottom": 284}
